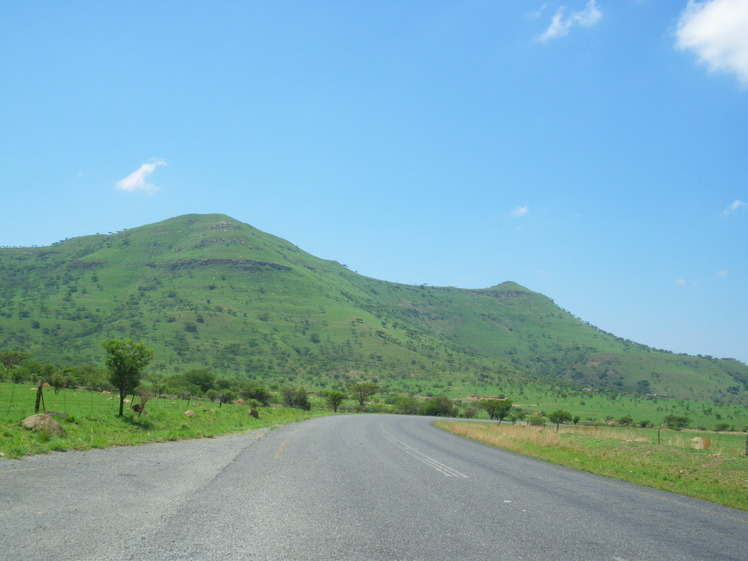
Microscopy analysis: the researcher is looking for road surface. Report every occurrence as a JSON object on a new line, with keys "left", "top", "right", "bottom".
{"left": 1, "top": 414, "right": 746, "bottom": 560}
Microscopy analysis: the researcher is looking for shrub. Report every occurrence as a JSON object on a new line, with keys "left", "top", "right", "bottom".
{"left": 422, "top": 396, "right": 457, "bottom": 417}
{"left": 663, "top": 414, "right": 691, "bottom": 430}
{"left": 618, "top": 415, "right": 634, "bottom": 426}
{"left": 528, "top": 414, "right": 547, "bottom": 426}
{"left": 281, "top": 387, "right": 310, "bottom": 410}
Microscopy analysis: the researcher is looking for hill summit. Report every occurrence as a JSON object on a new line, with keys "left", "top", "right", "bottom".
{"left": 1, "top": 214, "right": 745, "bottom": 403}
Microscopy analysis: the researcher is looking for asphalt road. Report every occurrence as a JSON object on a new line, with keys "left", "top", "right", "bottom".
{"left": 1, "top": 414, "right": 746, "bottom": 560}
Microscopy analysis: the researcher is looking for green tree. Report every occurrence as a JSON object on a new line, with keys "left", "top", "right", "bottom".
{"left": 134, "top": 387, "right": 154, "bottom": 416}
{"left": 422, "top": 396, "right": 457, "bottom": 417}
{"left": 51, "top": 372, "right": 69, "bottom": 394}
{"left": 0, "top": 351, "right": 31, "bottom": 376}
{"left": 281, "top": 387, "right": 310, "bottom": 410}
{"left": 101, "top": 339, "right": 155, "bottom": 416}
{"left": 239, "top": 383, "right": 273, "bottom": 406}
{"left": 663, "top": 414, "right": 691, "bottom": 430}
{"left": 325, "top": 390, "right": 346, "bottom": 412}
{"left": 480, "top": 398, "right": 513, "bottom": 422}
{"left": 348, "top": 382, "right": 379, "bottom": 408}
{"left": 549, "top": 409, "right": 572, "bottom": 431}
{"left": 618, "top": 415, "right": 634, "bottom": 427}
{"left": 218, "top": 390, "right": 236, "bottom": 407}
{"left": 391, "top": 395, "right": 421, "bottom": 415}
{"left": 182, "top": 368, "right": 215, "bottom": 393}
{"left": 528, "top": 413, "right": 547, "bottom": 426}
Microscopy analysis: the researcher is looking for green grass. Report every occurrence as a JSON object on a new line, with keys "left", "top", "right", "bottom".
{"left": 418, "top": 379, "right": 746, "bottom": 431}
{"left": 0, "top": 383, "right": 325, "bottom": 459}
{"left": 437, "top": 420, "right": 748, "bottom": 511}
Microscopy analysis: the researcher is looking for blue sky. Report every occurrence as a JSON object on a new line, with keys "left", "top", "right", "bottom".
{"left": 1, "top": 0, "right": 747, "bottom": 363}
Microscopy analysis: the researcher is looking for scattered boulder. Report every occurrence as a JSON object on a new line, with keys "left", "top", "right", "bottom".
{"left": 20, "top": 414, "right": 66, "bottom": 436}
{"left": 183, "top": 410, "right": 197, "bottom": 418}
{"left": 690, "top": 437, "right": 704, "bottom": 450}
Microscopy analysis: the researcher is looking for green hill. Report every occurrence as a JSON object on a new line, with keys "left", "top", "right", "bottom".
{"left": 1, "top": 214, "right": 746, "bottom": 404}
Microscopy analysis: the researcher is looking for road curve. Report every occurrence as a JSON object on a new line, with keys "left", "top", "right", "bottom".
{"left": 1, "top": 414, "right": 746, "bottom": 560}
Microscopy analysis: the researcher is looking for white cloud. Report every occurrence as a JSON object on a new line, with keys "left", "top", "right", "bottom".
{"left": 537, "top": 0, "right": 602, "bottom": 42}
{"left": 676, "top": 0, "right": 748, "bottom": 85}
{"left": 511, "top": 205, "right": 530, "bottom": 217}
{"left": 676, "top": 278, "right": 688, "bottom": 286}
{"left": 116, "top": 159, "right": 166, "bottom": 193}
{"left": 722, "top": 199, "right": 748, "bottom": 215}
{"left": 716, "top": 269, "right": 729, "bottom": 277}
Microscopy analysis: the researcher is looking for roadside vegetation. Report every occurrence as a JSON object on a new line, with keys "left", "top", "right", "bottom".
{"left": 437, "top": 420, "right": 748, "bottom": 511}
{"left": 0, "top": 381, "right": 325, "bottom": 459}
{"left": 2, "top": 347, "right": 745, "bottom": 433}
{"left": 1, "top": 338, "right": 745, "bottom": 471}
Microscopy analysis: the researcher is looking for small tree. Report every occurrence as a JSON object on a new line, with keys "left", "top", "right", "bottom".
{"left": 240, "top": 383, "right": 273, "bottom": 406}
{"left": 618, "top": 415, "right": 634, "bottom": 427}
{"left": 51, "top": 372, "right": 68, "bottom": 394}
{"left": 480, "top": 398, "right": 513, "bottom": 422}
{"left": 218, "top": 390, "right": 236, "bottom": 407}
{"left": 549, "top": 410, "right": 572, "bottom": 431}
{"left": 101, "top": 339, "right": 154, "bottom": 416}
{"left": 528, "top": 413, "right": 547, "bottom": 426}
{"left": 182, "top": 368, "right": 215, "bottom": 393}
{"left": 663, "top": 414, "right": 691, "bottom": 430}
{"left": 325, "top": 390, "right": 346, "bottom": 412}
{"left": 422, "top": 396, "right": 458, "bottom": 417}
{"left": 134, "top": 388, "right": 153, "bottom": 416}
{"left": 0, "top": 351, "right": 31, "bottom": 380}
{"left": 392, "top": 395, "right": 421, "bottom": 415}
{"left": 348, "top": 382, "right": 379, "bottom": 408}
{"left": 281, "top": 387, "right": 310, "bottom": 410}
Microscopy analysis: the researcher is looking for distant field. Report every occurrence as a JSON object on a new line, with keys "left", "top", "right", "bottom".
{"left": 438, "top": 381, "right": 747, "bottom": 431}
{"left": 437, "top": 420, "right": 748, "bottom": 511}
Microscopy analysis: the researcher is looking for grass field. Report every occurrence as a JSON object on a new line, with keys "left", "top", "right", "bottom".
{"left": 437, "top": 420, "right": 748, "bottom": 511}
{"left": 0, "top": 382, "right": 324, "bottom": 459}
{"left": 437, "top": 381, "right": 747, "bottom": 431}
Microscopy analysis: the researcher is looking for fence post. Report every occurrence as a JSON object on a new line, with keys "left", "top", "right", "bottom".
{"left": 34, "top": 379, "right": 44, "bottom": 413}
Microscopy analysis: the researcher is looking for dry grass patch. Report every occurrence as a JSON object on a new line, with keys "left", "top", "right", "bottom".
{"left": 436, "top": 421, "right": 747, "bottom": 511}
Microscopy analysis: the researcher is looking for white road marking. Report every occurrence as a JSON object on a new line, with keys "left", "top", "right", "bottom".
{"left": 379, "top": 425, "right": 468, "bottom": 478}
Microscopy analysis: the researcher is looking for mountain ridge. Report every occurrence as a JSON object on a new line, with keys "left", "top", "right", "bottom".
{"left": 1, "top": 213, "right": 745, "bottom": 404}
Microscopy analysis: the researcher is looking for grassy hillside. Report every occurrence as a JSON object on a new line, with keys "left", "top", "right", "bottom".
{"left": 1, "top": 213, "right": 746, "bottom": 405}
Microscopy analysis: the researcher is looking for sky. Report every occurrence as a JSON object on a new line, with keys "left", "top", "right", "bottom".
{"left": 1, "top": 0, "right": 747, "bottom": 364}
